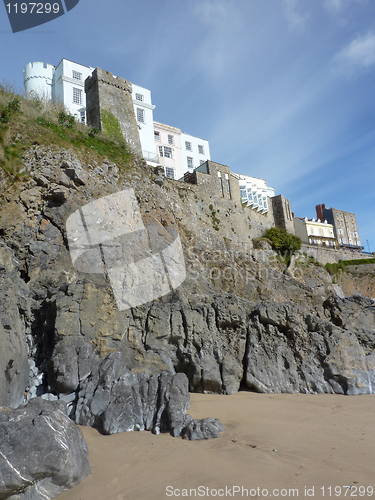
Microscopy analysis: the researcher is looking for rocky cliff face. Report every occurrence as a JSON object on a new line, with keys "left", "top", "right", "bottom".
{"left": 1, "top": 145, "right": 375, "bottom": 418}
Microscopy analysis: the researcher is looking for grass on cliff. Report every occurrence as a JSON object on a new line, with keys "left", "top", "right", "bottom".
{"left": 0, "top": 85, "right": 133, "bottom": 180}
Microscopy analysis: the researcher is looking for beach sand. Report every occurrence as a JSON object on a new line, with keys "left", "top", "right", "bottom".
{"left": 57, "top": 392, "right": 375, "bottom": 500}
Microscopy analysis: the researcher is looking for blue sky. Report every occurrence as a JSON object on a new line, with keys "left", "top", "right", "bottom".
{"left": 1, "top": 0, "right": 374, "bottom": 252}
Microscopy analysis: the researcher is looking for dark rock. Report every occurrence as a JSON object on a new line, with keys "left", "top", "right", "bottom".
{"left": 74, "top": 351, "right": 191, "bottom": 436}
{"left": 0, "top": 245, "right": 29, "bottom": 408}
{"left": 181, "top": 416, "right": 225, "bottom": 440}
{"left": 0, "top": 398, "right": 90, "bottom": 500}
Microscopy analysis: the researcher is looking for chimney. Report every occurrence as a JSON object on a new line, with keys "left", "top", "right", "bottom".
{"left": 316, "top": 204, "right": 325, "bottom": 221}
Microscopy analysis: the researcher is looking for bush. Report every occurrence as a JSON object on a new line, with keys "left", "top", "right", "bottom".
{"left": 324, "top": 262, "right": 347, "bottom": 276}
{"left": 263, "top": 227, "right": 301, "bottom": 254}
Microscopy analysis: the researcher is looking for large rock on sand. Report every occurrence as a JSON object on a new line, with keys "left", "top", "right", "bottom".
{"left": 0, "top": 398, "right": 91, "bottom": 500}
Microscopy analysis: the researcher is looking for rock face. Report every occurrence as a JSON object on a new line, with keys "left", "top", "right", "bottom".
{"left": 0, "top": 244, "right": 29, "bottom": 408}
{"left": 1, "top": 145, "right": 375, "bottom": 448}
{"left": 0, "top": 398, "right": 91, "bottom": 500}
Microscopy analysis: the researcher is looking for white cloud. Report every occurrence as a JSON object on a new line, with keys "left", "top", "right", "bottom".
{"left": 284, "top": 0, "right": 310, "bottom": 32}
{"left": 335, "top": 31, "right": 375, "bottom": 71}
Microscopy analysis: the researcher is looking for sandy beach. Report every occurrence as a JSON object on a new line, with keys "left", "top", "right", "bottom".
{"left": 56, "top": 392, "right": 375, "bottom": 500}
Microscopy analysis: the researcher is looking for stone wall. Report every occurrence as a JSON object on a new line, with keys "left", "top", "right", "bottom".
{"left": 194, "top": 161, "right": 240, "bottom": 201}
{"left": 300, "top": 243, "right": 372, "bottom": 265}
{"left": 272, "top": 194, "right": 295, "bottom": 234}
{"left": 85, "top": 68, "right": 142, "bottom": 156}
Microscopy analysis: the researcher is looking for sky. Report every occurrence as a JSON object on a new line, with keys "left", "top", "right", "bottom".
{"left": 1, "top": 0, "right": 374, "bottom": 252}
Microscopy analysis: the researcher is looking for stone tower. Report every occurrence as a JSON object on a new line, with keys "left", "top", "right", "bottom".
{"left": 271, "top": 194, "right": 295, "bottom": 234}
{"left": 85, "top": 68, "right": 142, "bottom": 156}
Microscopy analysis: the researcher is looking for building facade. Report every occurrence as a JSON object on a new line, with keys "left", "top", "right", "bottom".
{"left": 132, "top": 84, "right": 157, "bottom": 164}
{"left": 185, "top": 160, "right": 241, "bottom": 201}
{"left": 24, "top": 59, "right": 94, "bottom": 123}
{"left": 236, "top": 174, "right": 274, "bottom": 214}
{"left": 316, "top": 204, "right": 362, "bottom": 250}
{"left": 23, "top": 59, "right": 211, "bottom": 177}
{"left": 180, "top": 132, "right": 211, "bottom": 173}
{"left": 153, "top": 122, "right": 184, "bottom": 180}
{"left": 294, "top": 217, "right": 336, "bottom": 247}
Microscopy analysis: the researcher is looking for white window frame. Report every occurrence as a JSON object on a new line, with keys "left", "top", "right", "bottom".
{"left": 135, "top": 93, "right": 144, "bottom": 102}
{"left": 185, "top": 141, "right": 192, "bottom": 151}
{"left": 73, "top": 88, "right": 82, "bottom": 105}
{"left": 187, "top": 157, "right": 193, "bottom": 169}
{"left": 136, "top": 108, "right": 145, "bottom": 123}
{"left": 164, "top": 146, "right": 173, "bottom": 159}
{"left": 168, "top": 135, "right": 174, "bottom": 145}
{"left": 165, "top": 167, "right": 174, "bottom": 179}
{"left": 154, "top": 131, "right": 161, "bottom": 141}
{"left": 198, "top": 144, "right": 204, "bottom": 155}
{"left": 72, "top": 70, "right": 82, "bottom": 81}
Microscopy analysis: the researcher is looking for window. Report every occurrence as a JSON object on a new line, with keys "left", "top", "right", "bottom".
{"left": 187, "top": 157, "right": 193, "bottom": 169}
{"left": 217, "top": 172, "right": 223, "bottom": 196}
{"left": 225, "top": 174, "right": 230, "bottom": 197}
{"left": 354, "top": 231, "right": 358, "bottom": 238}
{"left": 347, "top": 230, "right": 351, "bottom": 237}
{"left": 80, "top": 110, "right": 86, "bottom": 123}
{"left": 247, "top": 189, "right": 253, "bottom": 203}
{"left": 164, "top": 146, "right": 172, "bottom": 158}
{"left": 198, "top": 145, "right": 204, "bottom": 155}
{"left": 73, "top": 88, "right": 82, "bottom": 104}
{"left": 136, "top": 108, "right": 145, "bottom": 123}
{"left": 168, "top": 135, "right": 174, "bottom": 145}
{"left": 253, "top": 193, "right": 258, "bottom": 205}
{"left": 72, "top": 70, "right": 82, "bottom": 81}
{"left": 159, "top": 146, "right": 173, "bottom": 158}
{"left": 185, "top": 141, "right": 192, "bottom": 151}
{"left": 263, "top": 198, "right": 268, "bottom": 210}
{"left": 258, "top": 196, "right": 263, "bottom": 208}
{"left": 349, "top": 238, "right": 353, "bottom": 245}
{"left": 154, "top": 131, "right": 161, "bottom": 141}
{"left": 338, "top": 228, "right": 343, "bottom": 235}
{"left": 165, "top": 167, "right": 174, "bottom": 179}
{"left": 135, "top": 93, "right": 144, "bottom": 102}
{"left": 320, "top": 229, "right": 324, "bottom": 236}
{"left": 340, "top": 238, "right": 344, "bottom": 244}
{"left": 240, "top": 186, "right": 247, "bottom": 201}
{"left": 310, "top": 227, "right": 314, "bottom": 235}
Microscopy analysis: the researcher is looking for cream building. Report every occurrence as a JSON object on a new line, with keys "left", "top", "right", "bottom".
{"left": 294, "top": 217, "right": 337, "bottom": 247}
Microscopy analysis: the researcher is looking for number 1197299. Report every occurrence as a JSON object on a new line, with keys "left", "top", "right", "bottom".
{"left": 5, "top": 3, "right": 60, "bottom": 14}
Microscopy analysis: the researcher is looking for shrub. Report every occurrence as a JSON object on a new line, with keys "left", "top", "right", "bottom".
{"left": 263, "top": 227, "right": 301, "bottom": 254}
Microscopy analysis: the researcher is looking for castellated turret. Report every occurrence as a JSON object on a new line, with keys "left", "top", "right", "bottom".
{"left": 23, "top": 62, "right": 55, "bottom": 100}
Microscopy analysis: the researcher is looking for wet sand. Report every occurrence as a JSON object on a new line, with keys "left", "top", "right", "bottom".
{"left": 57, "top": 392, "right": 375, "bottom": 500}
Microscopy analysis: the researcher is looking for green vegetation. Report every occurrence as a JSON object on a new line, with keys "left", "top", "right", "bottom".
{"left": 324, "top": 257, "right": 375, "bottom": 277}
{"left": 101, "top": 109, "right": 123, "bottom": 143}
{"left": 0, "top": 86, "right": 132, "bottom": 180}
{"left": 263, "top": 227, "right": 301, "bottom": 254}
{"left": 324, "top": 261, "right": 348, "bottom": 276}
{"left": 209, "top": 204, "right": 220, "bottom": 231}
{"left": 340, "top": 257, "right": 375, "bottom": 266}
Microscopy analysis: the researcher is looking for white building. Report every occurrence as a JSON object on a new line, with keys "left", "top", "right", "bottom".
{"left": 24, "top": 59, "right": 94, "bottom": 123}
{"left": 236, "top": 174, "right": 274, "bottom": 214}
{"left": 294, "top": 217, "right": 337, "bottom": 247}
{"left": 180, "top": 132, "right": 211, "bottom": 173}
{"left": 23, "top": 58, "right": 211, "bottom": 178}
{"left": 153, "top": 122, "right": 184, "bottom": 180}
{"left": 132, "top": 84, "right": 157, "bottom": 165}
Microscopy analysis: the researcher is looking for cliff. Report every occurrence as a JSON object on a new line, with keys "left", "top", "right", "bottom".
{"left": 1, "top": 90, "right": 375, "bottom": 497}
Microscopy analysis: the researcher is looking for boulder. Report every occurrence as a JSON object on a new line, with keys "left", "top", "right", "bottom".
{"left": 0, "top": 398, "right": 91, "bottom": 500}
